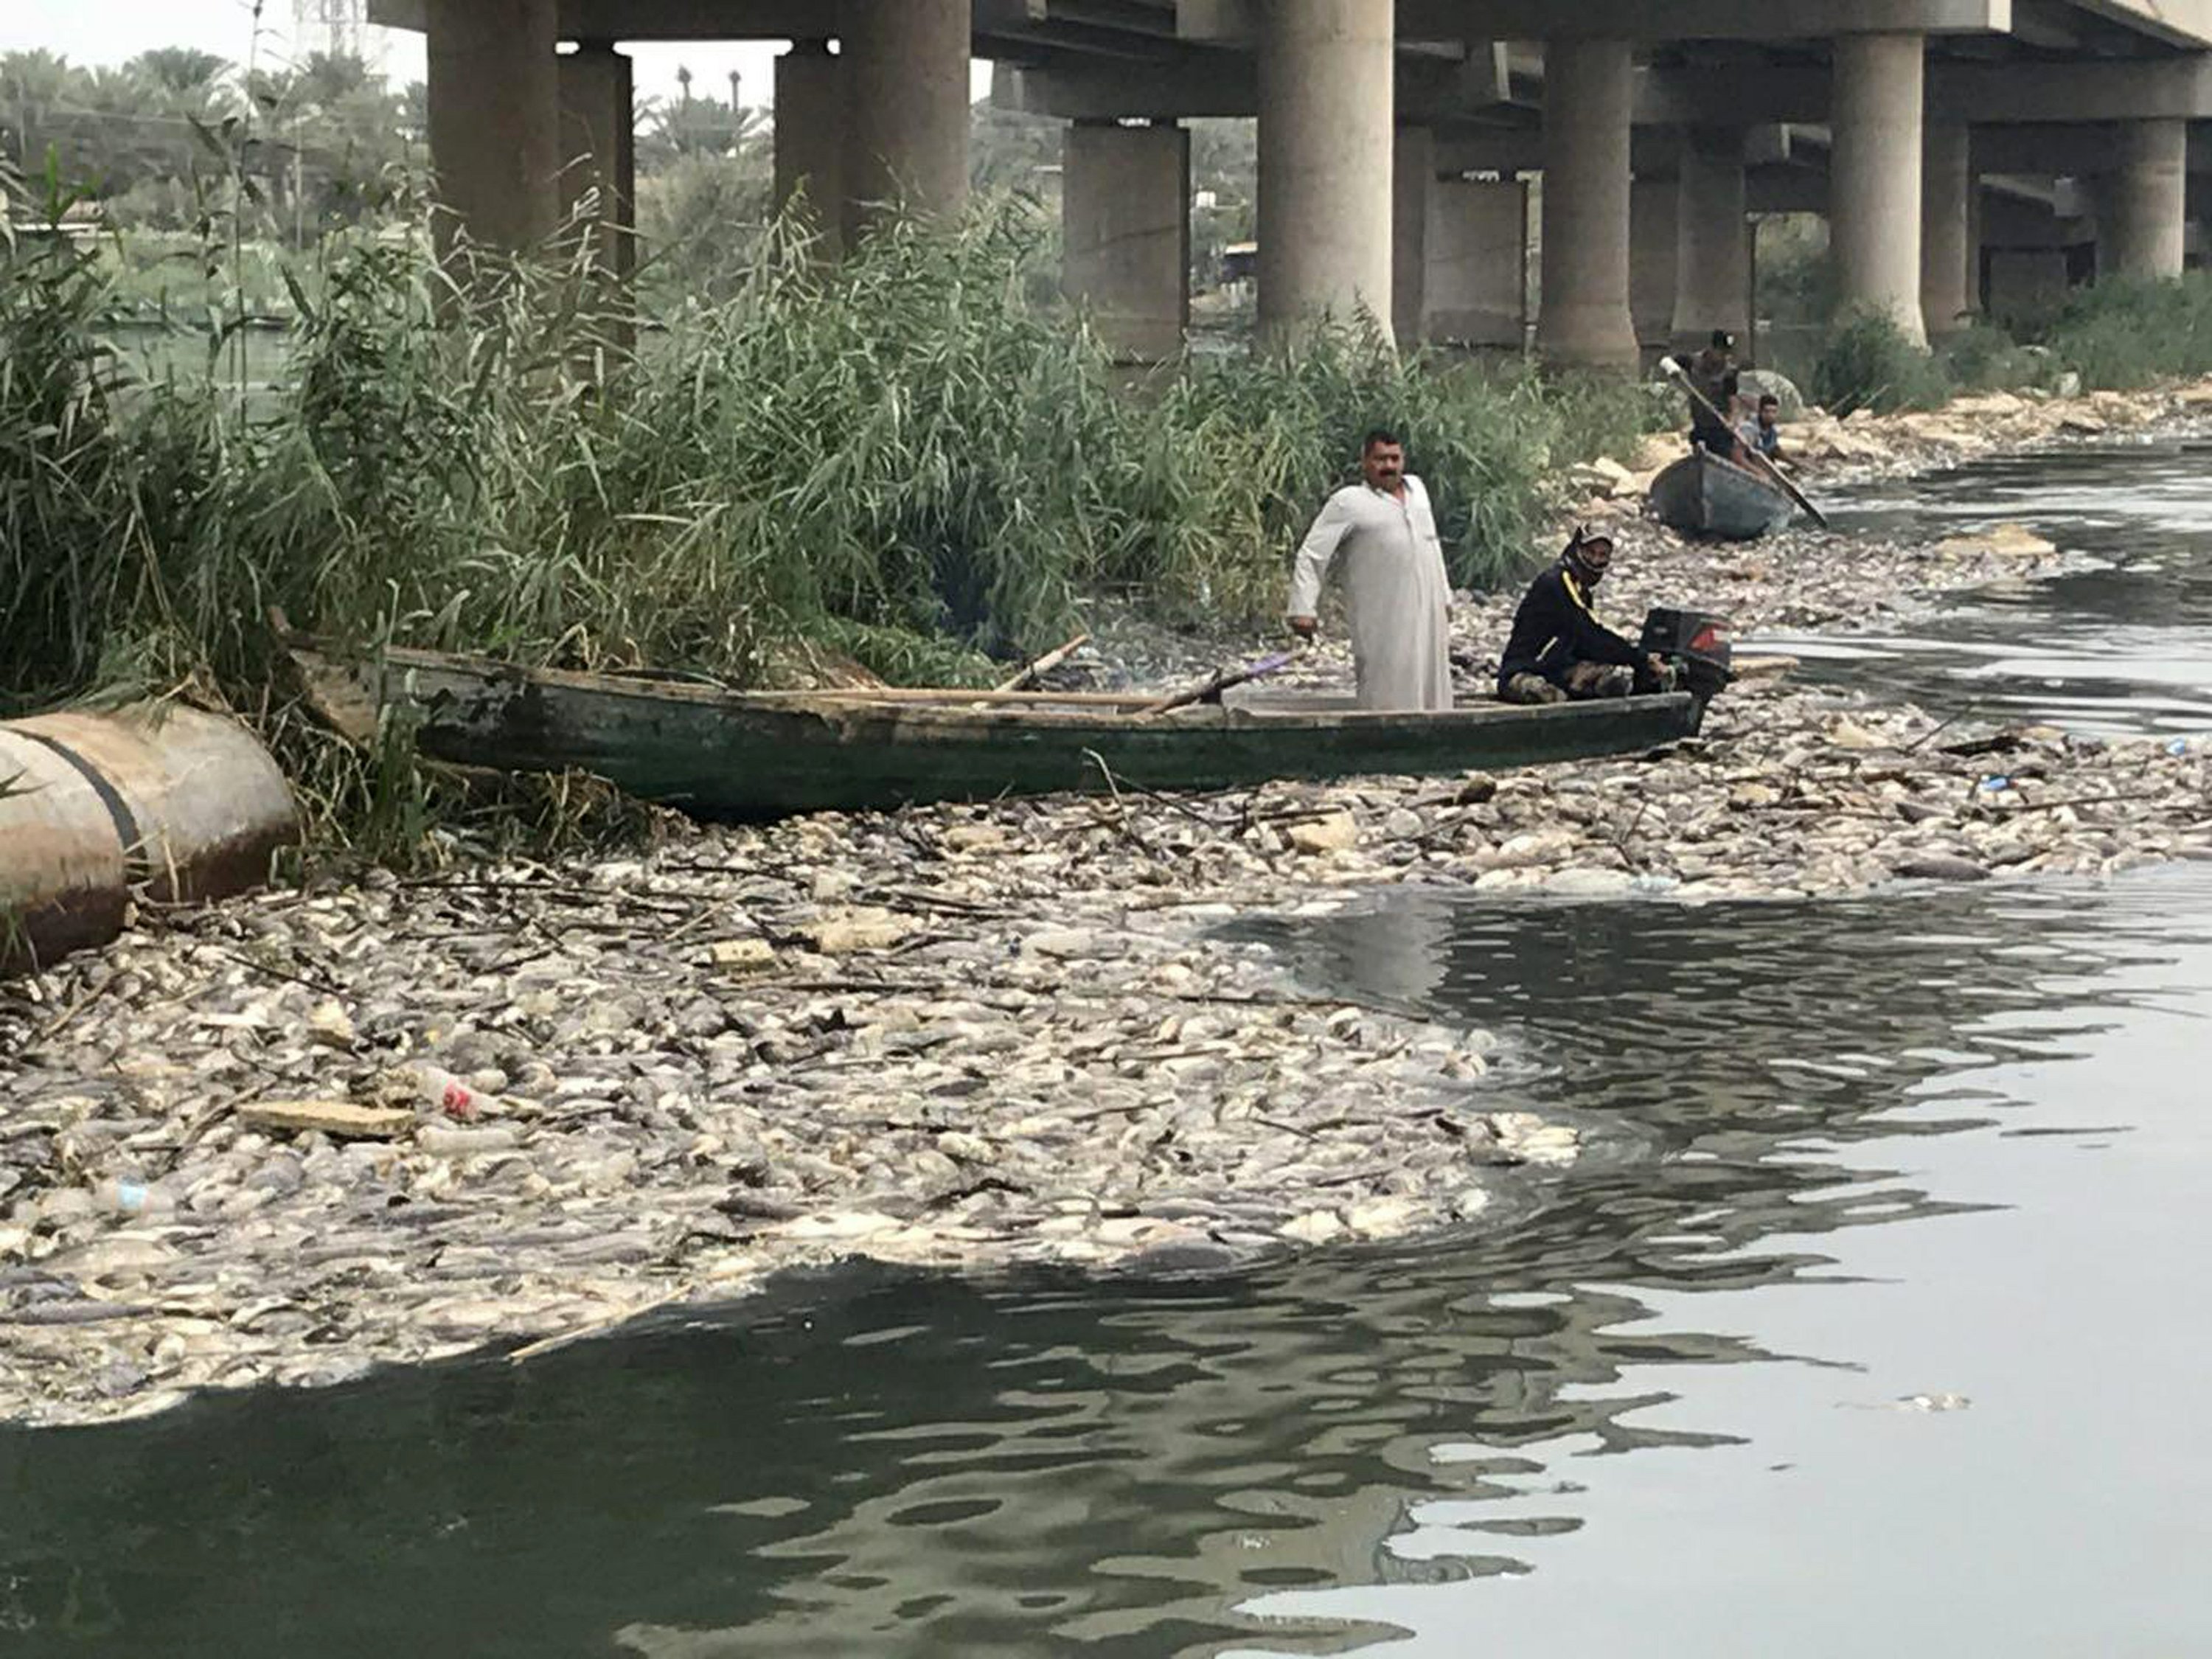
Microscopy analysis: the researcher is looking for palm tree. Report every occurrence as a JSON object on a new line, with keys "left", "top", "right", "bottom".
{"left": 638, "top": 73, "right": 763, "bottom": 168}
{"left": 131, "top": 48, "right": 229, "bottom": 100}
{"left": 0, "top": 50, "right": 80, "bottom": 175}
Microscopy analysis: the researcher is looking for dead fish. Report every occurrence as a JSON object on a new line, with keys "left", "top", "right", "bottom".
{"left": 2, "top": 1300, "right": 156, "bottom": 1326}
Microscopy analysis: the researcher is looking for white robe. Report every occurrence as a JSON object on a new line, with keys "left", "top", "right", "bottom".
{"left": 1286, "top": 476, "right": 1455, "bottom": 712}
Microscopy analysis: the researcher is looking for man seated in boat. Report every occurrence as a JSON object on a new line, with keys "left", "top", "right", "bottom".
{"left": 1496, "top": 529, "right": 1677, "bottom": 706}
{"left": 1739, "top": 392, "right": 1784, "bottom": 461}
{"left": 1284, "top": 429, "right": 1455, "bottom": 712}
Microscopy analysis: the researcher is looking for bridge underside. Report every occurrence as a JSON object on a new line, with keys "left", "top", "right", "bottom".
{"left": 372, "top": 0, "right": 2212, "bottom": 364}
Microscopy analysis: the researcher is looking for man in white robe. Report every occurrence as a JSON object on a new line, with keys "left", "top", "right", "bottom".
{"left": 1284, "top": 430, "right": 1455, "bottom": 712}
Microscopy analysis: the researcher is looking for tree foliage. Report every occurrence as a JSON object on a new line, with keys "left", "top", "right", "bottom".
{"left": 0, "top": 46, "right": 420, "bottom": 239}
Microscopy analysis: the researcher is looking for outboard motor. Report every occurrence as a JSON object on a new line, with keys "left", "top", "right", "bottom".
{"left": 1638, "top": 607, "right": 1734, "bottom": 714}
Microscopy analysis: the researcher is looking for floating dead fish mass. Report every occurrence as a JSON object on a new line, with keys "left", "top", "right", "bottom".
{"left": 4, "top": 387, "right": 2211, "bottom": 1428}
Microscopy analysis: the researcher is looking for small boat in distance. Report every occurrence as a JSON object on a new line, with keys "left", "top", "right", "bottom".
{"left": 1649, "top": 449, "right": 1797, "bottom": 541}
{"left": 295, "top": 644, "right": 1710, "bottom": 824}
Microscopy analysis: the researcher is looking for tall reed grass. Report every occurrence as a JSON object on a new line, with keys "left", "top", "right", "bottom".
{"left": 1804, "top": 273, "right": 2212, "bottom": 415}
{"left": 3, "top": 171, "right": 1665, "bottom": 852}
{"left": 2039, "top": 272, "right": 2212, "bottom": 391}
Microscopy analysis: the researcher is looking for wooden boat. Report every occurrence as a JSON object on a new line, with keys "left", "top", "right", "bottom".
{"left": 311, "top": 644, "right": 1708, "bottom": 822}
{"left": 1649, "top": 449, "right": 1796, "bottom": 540}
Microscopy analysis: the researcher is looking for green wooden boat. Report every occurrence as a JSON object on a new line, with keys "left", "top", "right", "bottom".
{"left": 327, "top": 644, "right": 1706, "bottom": 822}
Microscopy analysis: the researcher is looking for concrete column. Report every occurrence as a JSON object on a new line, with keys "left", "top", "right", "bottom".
{"left": 773, "top": 39, "right": 844, "bottom": 254}
{"left": 2102, "top": 117, "right": 2187, "bottom": 280}
{"left": 1830, "top": 32, "right": 1927, "bottom": 346}
{"left": 1966, "top": 131, "right": 1989, "bottom": 316}
{"left": 841, "top": 0, "right": 970, "bottom": 245}
{"left": 1537, "top": 38, "right": 1638, "bottom": 369}
{"left": 557, "top": 44, "right": 636, "bottom": 286}
{"left": 1630, "top": 174, "right": 1677, "bottom": 349}
{"left": 1671, "top": 126, "right": 1750, "bottom": 355}
{"left": 1920, "top": 120, "right": 1973, "bottom": 336}
{"left": 426, "top": 0, "right": 559, "bottom": 253}
{"left": 1426, "top": 177, "right": 1529, "bottom": 347}
{"left": 1257, "top": 0, "right": 1395, "bottom": 340}
{"left": 1393, "top": 125, "right": 1434, "bottom": 345}
{"left": 1064, "top": 120, "right": 1190, "bottom": 364}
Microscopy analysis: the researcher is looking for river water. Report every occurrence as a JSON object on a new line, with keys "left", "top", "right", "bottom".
{"left": 1758, "top": 436, "right": 2212, "bottom": 734}
{"left": 4, "top": 443, "right": 2210, "bottom": 1657}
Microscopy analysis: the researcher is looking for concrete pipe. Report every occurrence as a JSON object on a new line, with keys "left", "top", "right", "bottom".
{"left": 1, "top": 705, "right": 299, "bottom": 973}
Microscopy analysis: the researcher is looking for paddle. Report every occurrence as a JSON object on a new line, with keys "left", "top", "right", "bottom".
{"left": 1659, "top": 356, "right": 1831, "bottom": 531}
{"left": 1136, "top": 648, "right": 1306, "bottom": 720}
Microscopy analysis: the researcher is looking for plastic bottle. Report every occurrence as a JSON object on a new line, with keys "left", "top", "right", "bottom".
{"left": 411, "top": 1063, "right": 484, "bottom": 1121}
{"left": 94, "top": 1178, "right": 174, "bottom": 1220}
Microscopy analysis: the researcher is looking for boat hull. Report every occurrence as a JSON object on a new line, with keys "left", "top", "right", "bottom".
{"left": 357, "top": 649, "right": 1706, "bottom": 822}
{"left": 1649, "top": 451, "right": 1795, "bottom": 540}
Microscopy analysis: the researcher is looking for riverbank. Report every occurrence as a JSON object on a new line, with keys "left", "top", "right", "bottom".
{"left": 1041, "top": 372, "right": 2212, "bottom": 694}
{"left": 7, "top": 389, "right": 2212, "bottom": 1429}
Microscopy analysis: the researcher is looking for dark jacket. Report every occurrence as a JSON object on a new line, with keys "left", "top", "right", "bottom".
{"left": 1497, "top": 562, "right": 1644, "bottom": 692}
{"left": 1688, "top": 346, "right": 1736, "bottom": 441}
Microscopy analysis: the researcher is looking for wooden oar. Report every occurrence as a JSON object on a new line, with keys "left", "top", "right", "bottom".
{"left": 1660, "top": 356, "right": 1831, "bottom": 531}
{"left": 1136, "top": 648, "right": 1305, "bottom": 720}
{"left": 995, "top": 631, "right": 1091, "bottom": 693}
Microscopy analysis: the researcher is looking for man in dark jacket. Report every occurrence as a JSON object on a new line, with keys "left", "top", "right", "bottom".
{"left": 1686, "top": 330, "right": 1739, "bottom": 456}
{"left": 1497, "top": 529, "right": 1673, "bottom": 705}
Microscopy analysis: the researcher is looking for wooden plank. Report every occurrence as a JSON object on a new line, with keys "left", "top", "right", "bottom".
{"left": 239, "top": 1100, "right": 413, "bottom": 1140}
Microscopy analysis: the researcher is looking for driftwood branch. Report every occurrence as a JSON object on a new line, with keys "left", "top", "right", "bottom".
{"left": 995, "top": 632, "right": 1091, "bottom": 694}
{"left": 1136, "top": 649, "right": 1305, "bottom": 720}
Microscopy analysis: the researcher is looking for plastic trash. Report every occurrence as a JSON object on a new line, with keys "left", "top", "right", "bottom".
{"left": 2167, "top": 738, "right": 2192, "bottom": 757}
{"left": 95, "top": 1178, "right": 174, "bottom": 1220}
{"left": 1978, "top": 775, "right": 2012, "bottom": 793}
{"left": 411, "top": 1063, "right": 484, "bottom": 1121}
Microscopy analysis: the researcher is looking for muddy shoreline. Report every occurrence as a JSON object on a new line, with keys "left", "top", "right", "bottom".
{"left": 4, "top": 380, "right": 2211, "bottom": 1428}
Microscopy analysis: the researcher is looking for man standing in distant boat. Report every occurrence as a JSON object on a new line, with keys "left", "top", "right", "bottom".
{"left": 1687, "top": 329, "right": 1739, "bottom": 456}
{"left": 1284, "top": 430, "right": 1455, "bottom": 712}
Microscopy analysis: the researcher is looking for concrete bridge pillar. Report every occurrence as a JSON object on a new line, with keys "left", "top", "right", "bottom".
{"left": 2102, "top": 118, "right": 2187, "bottom": 280}
{"left": 557, "top": 44, "right": 636, "bottom": 288}
{"left": 1630, "top": 174, "right": 1677, "bottom": 350}
{"left": 1425, "top": 178, "right": 1530, "bottom": 347}
{"left": 1967, "top": 143, "right": 1987, "bottom": 314}
{"left": 1921, "top": 120, "right": 1974, "bottom": 338}
{"left": 841, "top": 0, "right": 971, "bottom": 245}
{"left": 1537, "top": 38, "right": 1638, "bottom": 369}
{"left": 1830, "top": 32, "right": 1927, "bottom": 346}
{"left": 426, "top": 0, "right": 560, "bottom": 253}
{"left": 774, "top": 39, "right": 844, "bottom": 254}
{"left": 1670, "top": 126, "right": 1750, "bottom": 356}
{"left": 1394, "top": 124, "right": 1435, "bottom": 345}
{"left": 1257, "top": 0, "right": 1396, "bottom": 341}
{"left": 1064, "top": 119, "right": 1190, "bottom": 364}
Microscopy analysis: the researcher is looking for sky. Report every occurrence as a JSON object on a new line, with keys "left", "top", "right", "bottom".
{"left": 0, "top": 0, "right": 993, "bottom": 107}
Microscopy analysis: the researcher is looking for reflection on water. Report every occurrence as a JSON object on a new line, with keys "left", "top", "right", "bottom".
{"left": 1752, "top": 439, "right": 2212, "bottom": 734}
{"left": 7, "top": 871, "right": 2211, "bottom": 1658}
